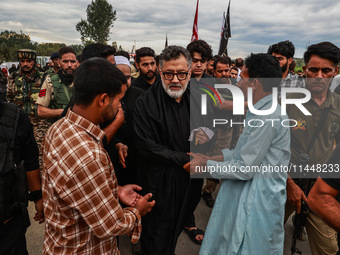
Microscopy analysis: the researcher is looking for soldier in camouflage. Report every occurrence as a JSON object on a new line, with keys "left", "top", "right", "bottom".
{"left": 6, "top": 49, "right": 42, "bottom": 116}
{"left": 36, "top": 47, "right": 77, "bottom": 122}
{"left": 6, "top": 49, "right": 50, "bottom": 169}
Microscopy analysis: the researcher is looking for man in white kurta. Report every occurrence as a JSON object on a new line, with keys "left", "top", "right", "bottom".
{"left": 190, "top": 53, "right": 291, "bottom": 255}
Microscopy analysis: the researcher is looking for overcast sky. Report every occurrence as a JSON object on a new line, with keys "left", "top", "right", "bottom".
{"left": 1, "top": 0, "right": 340, "bottom": 58}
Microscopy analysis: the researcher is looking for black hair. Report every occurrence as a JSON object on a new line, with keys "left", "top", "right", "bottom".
{"left": 267, "top": 40, "right": 295, "bottom": 59}
{"left": 81, "top": 43, "right": 108, "bottom": 62}
{"left": 230, "top": 66, "right": 238, "bottom": 72}
{"left": 155, "top": 55, "right": 160, "bottom": 67}
{"left": 73, "top": 58, "right": 127, "bottom": 106}
{"left": 58, "top": 47, "right": 76, "bottom": 59}
{"left": 101, "top": 45, "right": 116, "bottom": 59}
{"left": 245, "top": 53, "right": 282, "bottom": 92}
{"left": 213, "top": 55, "right": 232, "bottom": 70}
{"left": 303, "top": 41, "right": 340, "bottom": 65}
{"left": 115, "top": 50, "right": 130, "bottom": 59}
{"left": 186, "top": 40, "right": 213, "bottom": 61}
{"left": 235, "top": 58, "right": 244, "bottom": 68}
{"left": 159, "top": 45, "right": 192, "bottom": 69}
{"left": 135, "top": 47, "right": 155, "bottom": 63}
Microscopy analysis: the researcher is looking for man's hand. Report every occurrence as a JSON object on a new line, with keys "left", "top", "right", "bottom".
{"left": 114, "top": 106, "right": 125, "bottom": 128}
{"left": 33, "top": 198, "right": 45, "bottom": 224}
{"left": 183, "top": 152, "right": 209, "bottom": 173}
{"left": 118, "top": 184, "right": 142, "bottom": 206}
{"left": 134, "top": 193, "right": 155, "bottom": 216}
{"left": 194, "top": 130, "right": 210, "bottom": 145}
{"left": 103, "top": 107, "right": 125, "bottom": 143}
{"left": 116, "top": 143, "right": 128, "bottom": 168}
{"left": 286, "top": 178, "right": 307, "bottom": 214}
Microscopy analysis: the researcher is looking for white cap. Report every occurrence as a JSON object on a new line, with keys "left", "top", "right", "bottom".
{"left": 115, "top": 56, "right": 130, "bottom": 67}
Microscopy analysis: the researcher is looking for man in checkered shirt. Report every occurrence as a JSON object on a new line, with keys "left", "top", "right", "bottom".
{"left": 267, "top": 40, "right": 304, "bottom": 97}
{"left": 42, "top": 58, "right": 155, "bottom": 254}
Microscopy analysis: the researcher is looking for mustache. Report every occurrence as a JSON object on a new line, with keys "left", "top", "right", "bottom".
{"left": 169, "top": 84, "right": 182, "bottom": 88}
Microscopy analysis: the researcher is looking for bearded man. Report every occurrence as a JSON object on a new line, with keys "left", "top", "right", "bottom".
{"left": 267, "top": 40, "right": 304, "bottom": 97}
{"left": 131, "top": 47, "right": 160, "bottom": 91}
{"left": 134, "top": 45, "right": 214, "bottom": 255}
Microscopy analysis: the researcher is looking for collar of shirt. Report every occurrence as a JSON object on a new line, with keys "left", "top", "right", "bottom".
{"left": 317, "top": 89, "right": 336, "bottom": 110}
{"left": 245, "top": 94, "right": 273, "bottom": 119}
{"left": 66, "top": 108, "right": 106, "bottom": 142}
{"left": 306, "top": 89, "right": 336, "bottom": 110}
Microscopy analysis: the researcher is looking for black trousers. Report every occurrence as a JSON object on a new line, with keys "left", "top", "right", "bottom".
{"left": 0, "top": 210, "right": 30, "bottom": 255}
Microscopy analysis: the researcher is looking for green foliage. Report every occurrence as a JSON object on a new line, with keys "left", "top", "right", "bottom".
{"left": 0, "top": 30, "right": 84, "bottom": 62}
{"left": 294, "top": 58, "right": 305, "bottom": 69}
{"left": 68, "top": 44, "right": 85, "bottom": 55}
{"left": 76, "top": 0, "right": 117, "bottom": 44}
{"left": 0, "top": 30, "right": 35, "bottom": 62}
{"left": 36, "top": 43, "right": 66, "bottom": 56}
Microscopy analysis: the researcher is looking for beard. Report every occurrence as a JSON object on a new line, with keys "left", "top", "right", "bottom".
{"left": 281, "top": 62, "right": 288, "bottom": 73}
{"left": 162, "top": 80, "right": 188, "bottom": 99}
{"left": 62, "top": 68, "right": 75, "bottom": 76}
{"left": 102, "top": 103, "right": 117, "bottom": 123}
{"left": 141, "top": 70, "right": 156, "bottom": 80}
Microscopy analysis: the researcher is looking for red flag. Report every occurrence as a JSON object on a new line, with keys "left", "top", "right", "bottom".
{"left": 191, "top": 0, "right": 199, "bottom": 41}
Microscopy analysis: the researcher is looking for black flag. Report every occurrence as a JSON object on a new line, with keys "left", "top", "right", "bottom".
{"left": 165, "top": 34, "right": 168, "bottom": 48}
{"left": 218, "top": 0, "right": 231, "bottom": 56}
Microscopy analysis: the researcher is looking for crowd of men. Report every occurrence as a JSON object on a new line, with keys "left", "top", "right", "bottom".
{"left": 0, "top": 38, "right": 340, "bottom": 255}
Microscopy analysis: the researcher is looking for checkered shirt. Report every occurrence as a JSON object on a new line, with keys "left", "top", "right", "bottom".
{"left": 278, "top": 72, "right": 305, "bottom": 98}
{"left": 42, "top": 109, "right": 141, "bottom": 255}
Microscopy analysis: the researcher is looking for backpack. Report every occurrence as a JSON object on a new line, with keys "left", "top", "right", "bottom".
{"left": 0, "top": 102, "right": 27, "bottom": 221}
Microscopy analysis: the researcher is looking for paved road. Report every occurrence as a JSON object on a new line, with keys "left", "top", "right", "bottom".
{"left": 26, "top": 187, "right": 311, "bottom": 254}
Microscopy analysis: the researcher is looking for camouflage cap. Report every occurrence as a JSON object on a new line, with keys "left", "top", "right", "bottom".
{"left": 17, "top": 49, "right": 36, "bottom": 60}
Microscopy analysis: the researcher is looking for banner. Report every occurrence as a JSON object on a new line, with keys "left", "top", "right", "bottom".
{"left": 218, "top": 0, "right": 231, "bottom": 56}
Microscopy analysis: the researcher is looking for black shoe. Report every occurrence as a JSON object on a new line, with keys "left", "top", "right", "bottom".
{"left": 202, "top": 192, "right": 215, "bottom": 208}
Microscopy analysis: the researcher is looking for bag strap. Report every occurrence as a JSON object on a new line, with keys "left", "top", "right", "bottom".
{"left": 62, "top": 83, "right": 71, "bottom": 102}
{"left": 306, "top": 107, "right": 330, "bottom": 154}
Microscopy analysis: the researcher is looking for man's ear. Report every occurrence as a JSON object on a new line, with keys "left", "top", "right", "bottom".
{"left": 251, "top": 79, "right": 263, "bottom": 92}
{"left": 287, "top": 57, "right": 293, "bottom": 66}
{"left": 97, "top": 93, "right": 110, "bottom": 108}
{"left": 302, "top": 65, "right": 306, "bottom": 73}
{"left": 334, "top": 65, "right": 339, "bottom": 77}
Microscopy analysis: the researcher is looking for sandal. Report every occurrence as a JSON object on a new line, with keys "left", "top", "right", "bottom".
{"left": 184, "top": 227, "right": 204, "bottom": 245}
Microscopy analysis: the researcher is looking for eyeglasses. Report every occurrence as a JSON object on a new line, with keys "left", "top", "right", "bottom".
{"left": 162, "top": 71, "right": 189, "bottom": 80}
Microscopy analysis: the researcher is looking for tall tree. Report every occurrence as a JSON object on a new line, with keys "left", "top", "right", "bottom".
{"left": 76, "top": 0, "right": 117, "bottom": 44}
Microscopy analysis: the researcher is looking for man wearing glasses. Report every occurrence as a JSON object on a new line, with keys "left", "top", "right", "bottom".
{"left": 134, "top": 45, "right": 213, "bottom": 254}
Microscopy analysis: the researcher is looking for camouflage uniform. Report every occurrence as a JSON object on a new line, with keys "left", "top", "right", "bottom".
{"left": 44, "top": 67, "right": 58, "bottom": 77}
{"left": 7, "top": 49, "right": 50, "bottom": 169}
{"left": 6, "top": 68, "right": 42, "bottom": 116}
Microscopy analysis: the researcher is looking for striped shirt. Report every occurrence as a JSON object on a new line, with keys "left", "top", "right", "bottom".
{"left": 42, "top": 109, "right": 141, "bottom": 255}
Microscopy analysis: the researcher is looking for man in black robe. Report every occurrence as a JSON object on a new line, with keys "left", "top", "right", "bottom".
{"left": 131, "top": 47, "right": 160, "bottom": 91}
{"left": 134, "top": 45, "right": 214, "bottom": 254}
{"left": 113, "top": 55, "right": 144, "bottom": 185}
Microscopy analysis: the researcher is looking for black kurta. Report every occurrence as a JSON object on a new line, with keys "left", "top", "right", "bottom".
{"left": 134, "top": 81, "right": 213, "bottom": 255}
{"left": 131, "top": 73, "right": 160, "bottom": 91}
{"left": 114, "top": 85, "right": 144, "bottom": 185}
